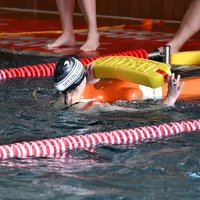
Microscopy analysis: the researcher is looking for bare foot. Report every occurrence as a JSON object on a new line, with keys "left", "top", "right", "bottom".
{"left": 46, "top": 33, "right": 76, "bottom": 49}
{"left": 80, "top": 33, "right": 99, "bottom": 52}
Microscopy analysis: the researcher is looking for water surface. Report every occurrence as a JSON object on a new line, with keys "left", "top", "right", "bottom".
{"left": 0, "top": 77, "right": 199, "bottom": 200}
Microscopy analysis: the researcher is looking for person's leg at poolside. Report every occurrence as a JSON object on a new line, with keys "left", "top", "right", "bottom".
{"left": 163, "top": 0, "right": 200, "bottom": 53}
{"left": 46, "top": 0, "right": 76, "bottom": 49}
{"left": 78, "top": 0, "right": 99, "bottom": 51}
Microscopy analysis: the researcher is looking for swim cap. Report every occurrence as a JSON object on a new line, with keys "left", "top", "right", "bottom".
{"left": 54, "top": 55, "right": 86, "bottom": 92}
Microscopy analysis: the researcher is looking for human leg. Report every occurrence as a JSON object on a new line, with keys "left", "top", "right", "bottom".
{"left": 46, "top": 0, "right": 76, "bottom": 49}
{"left": 78, "top": 0, "right": 99, "bottom": 51}
{"left": 165, "top": 0, "right": 200, "bottom": 52}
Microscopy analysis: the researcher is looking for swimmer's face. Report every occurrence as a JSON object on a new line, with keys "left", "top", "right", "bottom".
{"left": 63, "top": 77, "right": 87, "bottom": 107}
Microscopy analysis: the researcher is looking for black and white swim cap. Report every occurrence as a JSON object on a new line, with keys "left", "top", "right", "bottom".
{"left": 54, "top": 55, "right": 86, "bottom": 92}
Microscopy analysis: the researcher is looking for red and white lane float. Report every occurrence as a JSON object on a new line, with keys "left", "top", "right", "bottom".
{"left": 0, "top": 119, "right": 199, "bottom": 160}
{"left": 0, "top": 49, "right": 148, "bottom": 81}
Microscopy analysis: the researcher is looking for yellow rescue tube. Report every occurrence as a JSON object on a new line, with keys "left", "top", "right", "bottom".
{"left": 171, "top": 50, "right": 200, "bottom": 66}
{"left": 93, "top": 56, "right": 171, "bottom": 88}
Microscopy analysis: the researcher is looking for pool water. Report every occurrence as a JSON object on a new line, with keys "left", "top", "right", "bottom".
{"left": 0, "top": 77, "right": 200, "bottom": 200}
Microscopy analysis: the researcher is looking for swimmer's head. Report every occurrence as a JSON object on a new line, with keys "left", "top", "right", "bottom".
{"left": 54, "top": 55, "right": 87, "bottom": 92}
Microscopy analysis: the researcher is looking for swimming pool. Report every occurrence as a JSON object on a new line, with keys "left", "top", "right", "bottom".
{"left": 0, "top": 75, "right": 199, "bottom": 200}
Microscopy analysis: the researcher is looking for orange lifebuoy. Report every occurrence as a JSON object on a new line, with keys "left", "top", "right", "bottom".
{"left": 83, "top": 76, "right": 200, "bottom": 102}
{"left": 82, "top": 79, "right": 143, "bottom": 103}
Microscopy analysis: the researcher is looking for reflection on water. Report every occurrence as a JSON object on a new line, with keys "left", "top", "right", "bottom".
{"left": 0, "top": 78, "right": 199, "bottom": 200}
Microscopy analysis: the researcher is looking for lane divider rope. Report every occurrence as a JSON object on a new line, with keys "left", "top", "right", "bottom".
{"left": 0, "top": 49, "right": 148, "bottom": 81}
{"left": 0, "top": 119, "right": 199, "bottom": 159}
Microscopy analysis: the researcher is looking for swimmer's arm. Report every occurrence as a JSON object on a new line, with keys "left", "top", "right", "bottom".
{"left": 83, "top": 101, "right": 171, "bottom": 114}
{"left": 85, "top": 103, "right": 138, "bottom": 113}
{"left": 162, "top": 74, "right": 184, "bottom": 106}
{"left": 85, "top": 63, "right": 100, "bottom": 84}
